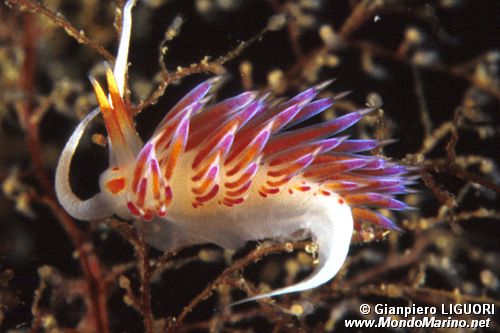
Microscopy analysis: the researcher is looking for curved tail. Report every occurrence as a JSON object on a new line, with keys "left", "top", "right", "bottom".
{"left": 232, "top": 203, "right": 353, "bottom": 305}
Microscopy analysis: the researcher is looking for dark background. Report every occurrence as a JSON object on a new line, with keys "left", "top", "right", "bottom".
{"left": 1, "top": 0, "right": 499, "bottom": 332}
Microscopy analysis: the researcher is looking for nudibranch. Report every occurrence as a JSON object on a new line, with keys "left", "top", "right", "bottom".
{"left": 55, "top": 0, "right": 411, "bottom": 303}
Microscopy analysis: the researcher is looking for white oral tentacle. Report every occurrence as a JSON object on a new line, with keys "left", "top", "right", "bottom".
{"left": 55, "top": 108, "right": 114, "bottom": 220}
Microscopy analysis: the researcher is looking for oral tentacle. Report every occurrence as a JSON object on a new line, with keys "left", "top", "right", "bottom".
{"left": 55, "top": 108, "right": 113, "bottom": 220}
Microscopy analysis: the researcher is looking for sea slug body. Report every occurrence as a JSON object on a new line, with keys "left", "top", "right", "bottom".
{"left": 55, "top": 0, "right": 412, "bottom": 303}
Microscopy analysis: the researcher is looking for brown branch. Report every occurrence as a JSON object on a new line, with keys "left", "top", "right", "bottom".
{"left": 138, "top": 228, "right": 154, "bottom": 333}
{"left": 284, "top": 37, "right": 500, "bottom": 102}
{"left": 412, "top": 66, "right": 433, "bottom": 138}
{"left": 6, "top": 0, "right": 115, "bottom": 63}
{"left": 349, "top": 40, "right": 500, "bottom": 101}
{"left": 445, "top": 108, "right": 461, "bottom": 162}
{"left": 357, "top": 284, "right": 500, "bottom": 308}
{"left": 425, "top": 162, "right": 500, "bottom": 194}
{"left": 167, "top": 241, "right": 310, "bottom": 332}
{"left": 40, "top": 196, "right": 110, "bottom": 333}
{"left": 12, "top": 12, "right": 110, "bottom": 333}
{"left": 337, "top": 231, "right": 435, "bottom": 289}
{"left": 135, "top": 13, "right": 289, "bottom": 113}
{"left": 16, "top": 13, "right": 53, "bottom": 195}
{"left": 339, "top": 0, "right": 373, "bottom": 39}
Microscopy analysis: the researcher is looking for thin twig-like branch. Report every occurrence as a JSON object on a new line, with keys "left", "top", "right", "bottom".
{"left": 425, "top": 162, "right": 500, "bottom": 194}
{"left": 138, "top": 228, "right": 154, "bottom": 333}
{"left": 6, "top": 0, "right": 115, "bottom": 63}
{"left": 40, "top": 196, "right": 110, "bottom": 333}
{"left": 17, "top": 13, "right": 53, "bottom": 195}
{"left": 136, "top": 14, "right": 290, "bottom": 113}
{"left": 167, "top": 241, "right": 310, "bottom": 332}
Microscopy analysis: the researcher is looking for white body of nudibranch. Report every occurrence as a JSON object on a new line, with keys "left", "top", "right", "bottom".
{"left": 55, "top": 0, "right": 410, "bottom": 303}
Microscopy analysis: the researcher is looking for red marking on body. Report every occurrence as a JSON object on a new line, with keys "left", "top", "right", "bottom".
{"left": 267, "top": 154, "right": 314, "bottom": 178}
{"left": 192, "top": 122, "right": 236, "bottom": 169}
{"left": 224, "top": 163, "right": 258, "bottom": 189}
{"left": 192, "top": 166, "right": 218, "bottom": 195}
{"left": 150, "top": 159, "right": 161, "bottom": 200}
{"left": 320, "top": 189, "right": 331, "bottom": 196}
{"left": 264, "top": 111, "right": 364, "bottom": 156}
{"left": 106, "top": 177, "right": 126, "bottom": 194}
{"left": 189, "top": 93, "right": 254, "bottom": 146}
{"left": 270, "top": 105, "right": 301, "bottom": 132}
{"left": 266, "top": 177, "right": 291, "bottom": 188}
{"left": 294, "top": 185, "right": 311, "bottom": 192}
{"left": 132, "top": 143, "right": 153, "bottom": 191}
{"left": 143, "top": 210, "right": 153, "bottom": 221}
{"left": 195, "top": 184, "right": 219, "bottom": 203}
{"left": 226, "top": 180, "right": 252, "bottom": 197}
{"left": 226, "top": 141, "right": 260, "bottom": 176}
{"left": 136, "top": 178, "right": 148, "bottom": 207}
{"left": 323, "top": 181, "right": 360, "bottom": 191}
{"left": 164, "top": 186, "right": 173, "bottom": 206}
{"left": 223, "top": 197, "right": 245, "bottom": 205}
{"left": 338, "top": 198, "right": 345, "bottom": 204}
{"left": 127, "top": 201, "right": 141, "bottom": 216}
{"left": 303, "top": 159, "right": 367, "bottom": 179}
{"left": 261, "top": 186, "right": 280, "bottom": 195}
{"left": 157, "top": 206, "right": 166, "bottom": 217}
{"left": 192, "top": 153, "right": 219, "bottom": 182}
{"left": 153, "top": 123, "right": 174, "bottom": 151}
{"left": 268, "top": 144, "right": 322, "bottom": 167}
{"left": 352, "top": 207, "right": 395, "bottom": 229}
{"left": 161, "top": 81, "right": 211, "bottom": 126}
{"left": 164, "top": 118, "right": 189, "bottom": 180}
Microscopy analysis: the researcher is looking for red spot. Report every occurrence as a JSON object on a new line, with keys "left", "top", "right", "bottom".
{"left": 288, "top": 188, "right": 293, "bottom": 194}
{"left": 106, "top": 177, "right": 126, "bottom": 194}
{"left": 295, "top": 185, "right": 311, "bottom": 192}
{"left": 143, "top": 210, "right": 153, "bottom": 221}
{"left": 338, "top": 198, "right": 345, "bottom": 204}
